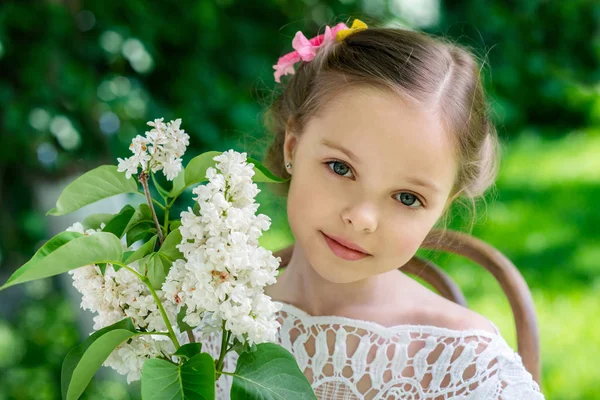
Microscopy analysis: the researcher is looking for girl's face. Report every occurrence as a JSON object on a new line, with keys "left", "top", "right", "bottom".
{"left": 283, "top": 87, "right": 458, "bottom": 284}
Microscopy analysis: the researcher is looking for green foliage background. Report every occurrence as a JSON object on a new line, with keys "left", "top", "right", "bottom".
{"left": 1, "top": 0, "right": 598, "bottom": 399}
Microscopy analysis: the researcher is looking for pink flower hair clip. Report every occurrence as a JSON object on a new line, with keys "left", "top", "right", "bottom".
{"left": 273, "top": 18, "right": 368, "bottom": 83}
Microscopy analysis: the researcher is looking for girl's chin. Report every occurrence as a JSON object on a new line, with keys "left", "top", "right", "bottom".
{"left": 312, "top": 267, "right": 358, "bottom": 284}
{"left": 309, "top": 255, "right": 371, "bottom": 284}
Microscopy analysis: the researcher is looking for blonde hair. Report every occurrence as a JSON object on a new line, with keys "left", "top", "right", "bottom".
{"left": 262, "top": 21, "right": 501, "bottom": 237}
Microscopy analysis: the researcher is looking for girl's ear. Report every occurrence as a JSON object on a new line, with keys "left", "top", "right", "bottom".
{"left": 283, "top": 119, "right": 299, "bottom": 164}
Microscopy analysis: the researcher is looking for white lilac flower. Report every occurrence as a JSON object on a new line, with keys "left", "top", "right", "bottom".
{"left": 66, "top": 222, "right": 178, "bottom": 382}
{"left": 103, "top": 335, "right": 175, "bottom": 383}
{"left": 117, "top": 117, "right": 190, "bottom": 181}
{"left": 162, "top": 149, "right": 282, "bottom": 346}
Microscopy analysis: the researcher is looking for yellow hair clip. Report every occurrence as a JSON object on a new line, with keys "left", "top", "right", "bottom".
{"left": 335, "top": 19, "right": 368, "bottom": 42}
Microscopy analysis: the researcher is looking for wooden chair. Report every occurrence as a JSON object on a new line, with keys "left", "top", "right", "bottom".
{"left": 272, "top": 228, "right": 542, "bottom": 386}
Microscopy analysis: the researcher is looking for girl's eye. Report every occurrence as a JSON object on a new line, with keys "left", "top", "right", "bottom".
{"left": 326, "top": 160, "right": 354, "bottom": 178}
{"left": 394, "top": 192, "right": 423, "bottom": 209}
{"left": 326, "top": 160, "right": 425, "bottom": 210}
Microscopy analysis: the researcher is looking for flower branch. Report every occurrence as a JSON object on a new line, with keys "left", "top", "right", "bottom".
{"left": 0, "top": 117, "right": 315, "bottom": 397}
{"left": 138, "top": 171, "right": 165, "bottom": 245}
{"left": 114, "top": 261, "right": 180, "bottom": 349}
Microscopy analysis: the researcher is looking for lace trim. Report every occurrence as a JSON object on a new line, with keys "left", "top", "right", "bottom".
{"left": 201, "top": 301, "right": 543, "bottom": 399}
{"left": 274, "top": 301, "right": 502, "bottom": 338}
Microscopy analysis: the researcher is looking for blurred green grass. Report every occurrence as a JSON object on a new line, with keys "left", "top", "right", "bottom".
{"left": 471, "top": 128, "right": 600, "bottom": 399}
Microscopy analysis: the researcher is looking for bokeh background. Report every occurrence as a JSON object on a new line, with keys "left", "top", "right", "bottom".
{"left": 0, "top": 1, "right": 598, "bottom": 399}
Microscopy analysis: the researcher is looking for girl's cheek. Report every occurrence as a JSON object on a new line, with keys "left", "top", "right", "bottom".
{"left": 388, "top": 217, "right": 425, "bottom": 252}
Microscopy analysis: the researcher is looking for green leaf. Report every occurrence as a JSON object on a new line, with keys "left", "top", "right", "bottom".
{"left": 141, "top": 353, "right": 215, "bottom": 400}
{"left": 145, "top": 253, "right": 171, "bottom": 290}
{"left": 181, "top": 152, "right": 288, "bottom": 201}
{"left": 177, "top": 305, "right": 195, "bottom": 332}
{"left": 231, "top": 343, "right": 317, "bottom": 399}
{"left": 174, "top": 342, "right": 203, "bottom": 360}
{"left": 47, "top": 165, "right": 139, "bottom": 216}
{"left": 124, "top": 235, "right": 157, "bottom": 264}
{"left": 123, "top": 203, "right": 153, "bottom": 234}
{"left": 228, "top": 337, "right": 246, "bottom": 356}
{"left": 170, "top": 169, "right": 186, "bottom": 196}
{"left": 151, "top": 171, "right": 171, "bottom": 201}
{"left": 230, "top": 336, "right": 257, "bottom": 356}
{"left": 169, "top": 220, "right": 182, "bottom": 231}
{"left": 121, "top": 251, "right": 135, "bottom": 263}
{"left": 0, "top": 232, "right": 123, "bottom": 291}
{"left": 97, "top": 262, "right": 108, "bottom": 275}
{"left": 102, "top": 205, "right": 135, "bottom": 238}
{"left": 138, "top": 253, "right": 152, "bottom": 275}
{"left": 62, "top": 318, "right": 138, "bottom": 400}
{"left": 247, "top": 156, "right": 290, "bottom": 183}
{"left": 126, "top": 221, "right": 156, "bottom": 247}
{"left": 159, "top": 228, "right": 183, "bottom": 261}
{"left": 184, "top": 151, "right": 221, "bottom": 187}
{"left": 81, "top": 213, "right": 114, "bottom": 231}
{"left": 243, "top": 341, "right": 258, "bottom": 354}
{"left": 19, "top": 230, "right": 81, "bottom": 268}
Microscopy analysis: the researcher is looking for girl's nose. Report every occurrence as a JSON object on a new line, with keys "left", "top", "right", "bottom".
{"left": 341, "top": 201, "right": 378, "bottom": 233}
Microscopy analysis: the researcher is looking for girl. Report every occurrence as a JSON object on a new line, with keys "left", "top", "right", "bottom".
{"left": 203, "top": 18, "right": 545, "bottom": 399}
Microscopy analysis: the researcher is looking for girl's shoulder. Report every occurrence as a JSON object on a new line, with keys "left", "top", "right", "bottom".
{"left": 267, "top": 268, "right": 499, "bottom": 336}
{"left": 371, "top": 271, "right": 501, "bottom": 336}
{"left": 273, "top": 299, "right": 500, "bottom": 339}
{"left": 409, "top": 288, "right": 501, "bottom": 335}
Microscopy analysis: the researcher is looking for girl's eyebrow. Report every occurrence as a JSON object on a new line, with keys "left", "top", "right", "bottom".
{"left": 320, "top": 138, "right": 441, "bottom": 194}
{"left": 405, "top": 177, "right": 441, "bottom": 193}
{"left": 321, "top": 139, "right": 360, "bottom": 163}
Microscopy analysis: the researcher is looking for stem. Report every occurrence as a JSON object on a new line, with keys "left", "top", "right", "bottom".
{"left": 152, "top": 198, "right": 166, "bottom": 211}
{"left": 163, "top": 204, "right": 170, "bottom": 233}
{"left": 214, "top": 322, "right": 231, "bottom": 380}
{"left": 167, "top": 184, "right": 189, "bottom": 208}
{"left": 167, "top": 193, "right": 180, "bottom": 208}
{"left": 134, "top": 192, "right": 165, "bottom": 211}
{"left": 186, "top": 330, "right": 195, "bottom": 343}
{"left": 137, "top": 331, "right": 171, "bottom": 337}
{"left": 138, "top": 171, "right": 165, "bottom": 245}
{"left": 142, "top": 275, "right": 181, "bottom": 349}
{"left": 113, "top": 261, "right": 181, "bottom": 349}
{"left": 150, "top": 171, "right": 169, "bottom": 203}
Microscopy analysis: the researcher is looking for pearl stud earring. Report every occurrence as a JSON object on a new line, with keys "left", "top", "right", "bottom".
{"left": 285, "top": 161, "right": 292, "bottom": 170}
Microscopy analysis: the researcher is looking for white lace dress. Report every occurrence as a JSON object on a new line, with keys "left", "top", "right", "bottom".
{"left": 200, "top": 301, "right": 544, "bottom": 399}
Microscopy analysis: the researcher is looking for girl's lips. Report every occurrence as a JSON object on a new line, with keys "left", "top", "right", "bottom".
{"left": 321, "top": 231, "right": 370, "bottom": 261}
